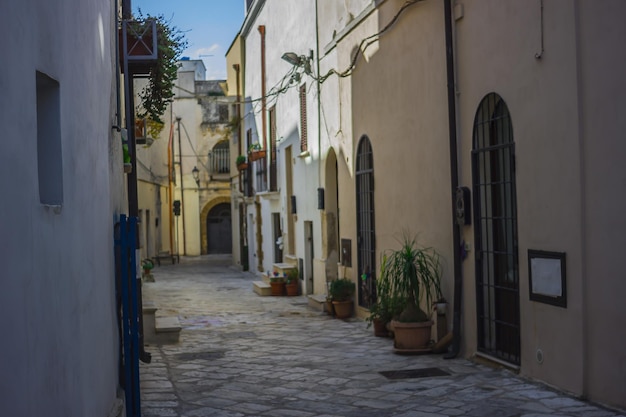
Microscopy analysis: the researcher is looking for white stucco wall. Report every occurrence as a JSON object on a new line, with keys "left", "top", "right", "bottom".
{"left": 0, "top": 1, "right": 124, "bottom": 416}
{"left": 241, "top": 0, "right": 321, "bottom": 290}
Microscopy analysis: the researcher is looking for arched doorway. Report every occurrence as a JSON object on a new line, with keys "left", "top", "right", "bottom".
{"left": 356, "top": 136, "right": 376, "bottom": 309}
{"left": 472, "top": 92, "right": 520, "bottom": 365}
{"left": 206, "top": 203, "right": 232, "bottom": 254}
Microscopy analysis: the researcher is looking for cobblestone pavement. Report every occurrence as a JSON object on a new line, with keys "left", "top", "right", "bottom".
{"left": 139, "top": 256, "right": 625, "bottom": 417}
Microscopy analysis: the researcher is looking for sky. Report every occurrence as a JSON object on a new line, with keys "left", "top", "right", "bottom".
{"left": 132, "top": 0, "right": 245, "bottom": 80}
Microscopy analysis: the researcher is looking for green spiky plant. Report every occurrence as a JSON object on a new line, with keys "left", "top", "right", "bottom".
{"left": 381, "top": 234, "right": 442, "bottom": 323}
{"left": 366, "top": 255, "right": 403, "bottom": 328}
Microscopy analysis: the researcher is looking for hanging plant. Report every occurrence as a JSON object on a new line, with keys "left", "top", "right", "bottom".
{"left": 134, "top": 11, "right": 188, "bottom": 127}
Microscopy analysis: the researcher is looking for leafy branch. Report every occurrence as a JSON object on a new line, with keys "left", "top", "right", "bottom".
{"left": 134, "top": 11, "right": 188, "bottom": 125}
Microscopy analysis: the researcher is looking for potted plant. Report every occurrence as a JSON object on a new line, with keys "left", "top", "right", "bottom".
{"left": 123, "top": 143, "right": 132, "bottom": 173}
{"left": 329, "top": 278, "right": 356, "bottom": 319}
{"left": 382, "top": 234, "right": 442, "bottom": 352}
{"left": 269, "top": 272, "right": 285, "bottom": 296}
{"left": 248, "top": 143, "right": 266, "bottom": 161}
{"left": 366, "top": 261, "right": 402, "bottom": 337}
{"left": 236, "top": 155, "right": 248, "bottom": 171}
{"left": 285, "top": 268, "right": 299, "bottom": 296}
{"left": 131, "top": 12, "right": 187, "bottom": 136}
{"left": 142, "top": 259, "right": 154, "bottom": 275}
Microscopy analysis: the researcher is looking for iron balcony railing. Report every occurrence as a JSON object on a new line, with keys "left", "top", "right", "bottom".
{"left": 208, "top": 148, "right": 230, "bottom": 174}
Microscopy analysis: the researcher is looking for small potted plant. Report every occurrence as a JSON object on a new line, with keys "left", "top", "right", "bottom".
{"left": 285, "top": 268, "right": 299, "bottom": 296}
{"left": 236, "top": 155, "right": 248, "bottom": 171}
{"left": 366, "top": 259, "right": 402, "bottom": 337}
{"left": 329, "top": 278, "right": 356, "bottom": 319}
{"left": 142, "top": 259, "right": 154, "bottom": 275}
{"left": 123, "top": 143, "right": 132, "bottom": 173}
{"left": 269, "top": 271, "right": 285, "bottom": 296}
{"left": 248, "top": 143, "right": 266, "bottom": 161}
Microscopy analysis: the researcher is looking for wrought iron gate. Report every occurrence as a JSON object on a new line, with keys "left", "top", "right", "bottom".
{"left": 472, "top": 93, "right": 520, "bottom": 365}
{"left": 356, "top": 136, "right": 376, "bottom": 308}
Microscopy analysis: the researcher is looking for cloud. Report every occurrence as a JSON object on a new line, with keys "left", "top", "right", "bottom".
{"left": 194, "top": 44, "right": 221, "bottom": 57}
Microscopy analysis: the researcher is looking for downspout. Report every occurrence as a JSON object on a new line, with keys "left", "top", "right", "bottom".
{"left": 443, "top": 0, "right": 463, "bottom": 359}
{"left": 122, "top": 0, "right": 130, "bottom": 20}
{"left": 234, "top": 63, "right": 243, "bottom": 193}
{"left": 315, "top": 0, "right": 322, "bottom": 191}
{"left": 234, "top": 64, "right": 242, "bottom": 159}
{"left": 113, "top": 0, "right": 122, "bottom": 131}
{"left": 167, "top": 121, "right": 174, "bottom": 255}
{"left": 257, "top": 25, "right": 267, "bottom": 271}
{"left": 177, "top": 117, "right": 187, "bottom": 255}
{"left": 258, "top": 25, "right": 267, "bottom": 151}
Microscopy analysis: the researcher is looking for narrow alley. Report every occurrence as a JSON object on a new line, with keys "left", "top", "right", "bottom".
{"left": 139, "top": 258, "right": 624, "bottom": 417}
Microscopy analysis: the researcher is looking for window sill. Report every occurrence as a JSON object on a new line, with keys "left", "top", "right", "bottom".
{"left": 256, "top": 190, "right": 280, "bottom": 200}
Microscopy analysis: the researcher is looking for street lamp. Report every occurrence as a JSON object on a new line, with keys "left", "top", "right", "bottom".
{"left": 192, "top": 166, "right": 200, "bottom": 187}
{"left": 281, "top": 50, "right": 313, "bottom": 75}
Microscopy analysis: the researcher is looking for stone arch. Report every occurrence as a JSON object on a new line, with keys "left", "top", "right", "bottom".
{"left": 200, "top": 196, "right": 232, "bottom": 254}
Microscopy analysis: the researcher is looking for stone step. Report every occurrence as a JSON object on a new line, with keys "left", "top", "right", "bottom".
{"left": 153, "top": 316, "right": 181, "bottom": 344}
{"left": 142, "top": 301, "right": 157, "bottom": 337}
{"left": 253, "top": 281, "right": 272, "bottom": 296}
{"left": 308, "top": 294, "right": 330, "bottom": 313}
{"left": 143, "top": 301, "right": 157, "bottom": 315}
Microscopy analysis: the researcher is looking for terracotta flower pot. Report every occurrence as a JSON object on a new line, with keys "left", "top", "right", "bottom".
{"left": 248, "top": 150, "right": 266, "bottom": 162}
{"left": 373, "top": 318, "right": 390, "bottom": 337}
{"left": 286, "top": 281, "right": 299, "bottom": 296}
{"left": 270, "top": 281, "right": 285, "bottom": 296}
{"left": 325, "top": 300, "right": 334, "bottom": 315}
{"left": 332, "top": 300, "right": 353, "bottom": 319}
{"left": 391, "top": 320, "right": 433, "bottom": 352}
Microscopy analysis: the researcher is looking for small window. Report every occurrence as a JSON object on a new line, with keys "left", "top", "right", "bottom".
{"left": 36, "top": 71, "right": 63, "bottom": 206}
{"left": 209, "top": 141, "right": 230, "bottom": 174}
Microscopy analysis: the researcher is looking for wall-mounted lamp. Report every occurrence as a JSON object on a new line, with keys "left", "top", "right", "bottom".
{"left": 281, "top": 50, "right": 313, "bottom": 75}
{"left": 192, "top": 166, "right": 200, "bottom": 187}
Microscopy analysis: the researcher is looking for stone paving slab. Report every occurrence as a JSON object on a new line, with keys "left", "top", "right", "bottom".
{"left": 140, "top": 256, "right": 626, "bottom": 417}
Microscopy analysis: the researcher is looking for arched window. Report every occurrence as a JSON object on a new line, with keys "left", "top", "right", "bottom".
{"left": 356, "top": 136, "right": 376, "bottom": 308}
{"left": 209, "top": 141, "right": 230, "bottom": 174}
{"left": 472, "top": 93, "right": 520, "bottom": 365}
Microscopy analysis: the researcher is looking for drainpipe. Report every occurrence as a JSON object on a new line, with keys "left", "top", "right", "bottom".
{"left": 258, "top": 25, "right": 267, "bottom": 151}
{"left": 234, "top": 64, "right": 242, "bottom": 159}
{"left": 113, "top": 0, "right": 122, "bottom": 131}
{"left": 177, "top": 117, "right": 187, "bottom": 255}
{"left": 122, "top": 0, "right": 131, "bottom": 20}
{"left": 234, "top": 63, "right": 243, "bottom": 193}
{"left": 167, "top": 120, "right": 174, "bottom": 255}
{"left": 443, "top": 0, "right": 463, "bottom": 359}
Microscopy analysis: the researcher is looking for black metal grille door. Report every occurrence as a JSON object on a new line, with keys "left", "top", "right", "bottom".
{"left": 472, "top": 93, "right": 520, "bottom": 365}
{"left": 356, "top": 136, "right": 376, "bottom": 308}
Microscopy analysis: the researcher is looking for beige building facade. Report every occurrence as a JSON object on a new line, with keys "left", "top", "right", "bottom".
{"left": 137, "top": 60, "right": 234, "bottom": 261}
{"left": 231, "top": 0, "right": 626, "bottom": 410}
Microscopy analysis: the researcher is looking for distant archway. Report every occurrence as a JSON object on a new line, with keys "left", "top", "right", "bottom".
{"left": 200, "top": 197, "right": 232, "bottom": 254}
